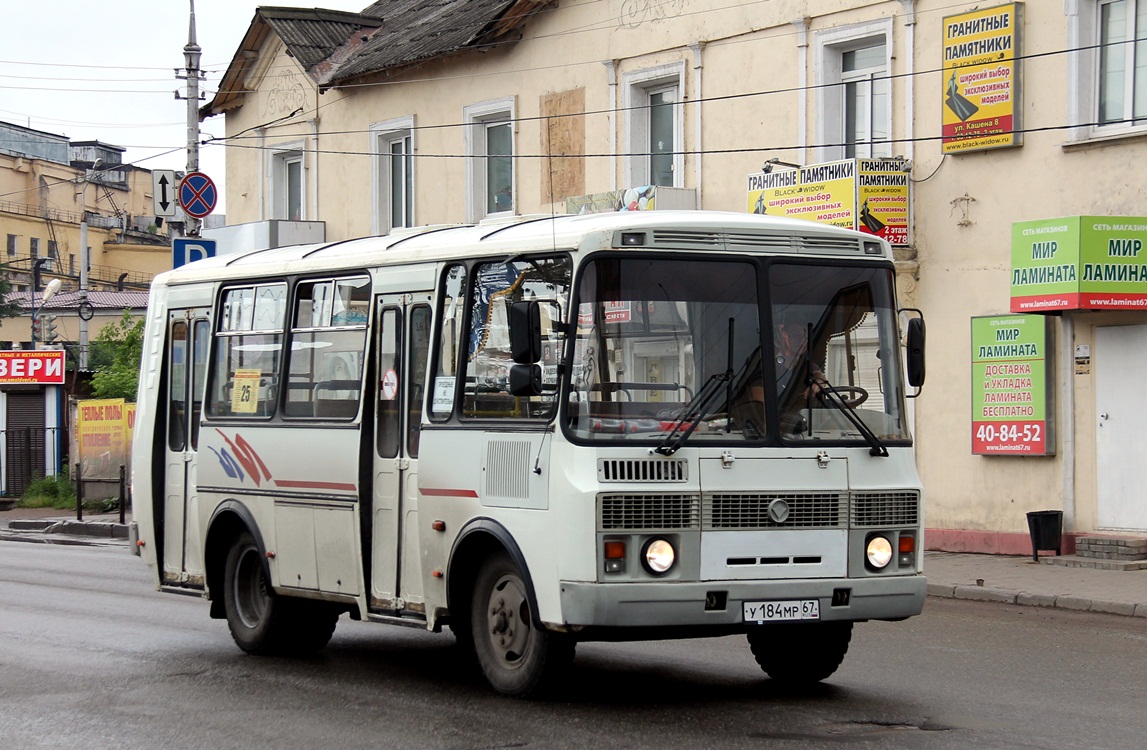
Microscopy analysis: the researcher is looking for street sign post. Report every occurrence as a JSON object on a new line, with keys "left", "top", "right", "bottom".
{"left": 152, "top": 169, "right": 177, "bottom": 217}
{"left": 178, "top": 171, "right": 218, "bottom": 219}
{"left": 173, "top": 238, "right": 217, "bottom": 268}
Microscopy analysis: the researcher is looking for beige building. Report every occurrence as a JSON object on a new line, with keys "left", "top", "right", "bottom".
{"left": 1, "top": 123, "right": 171, "bottom": 348}
{"left": 204, "top": 1, "right": 1147, "bottom": 550}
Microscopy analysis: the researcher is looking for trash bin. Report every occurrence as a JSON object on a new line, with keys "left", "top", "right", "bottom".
{"left": 1026, "top": 510, "right": 1063, "bottom": 561}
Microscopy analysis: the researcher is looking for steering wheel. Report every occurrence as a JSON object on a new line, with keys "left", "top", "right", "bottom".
{"left": 821, "top": 385, "right": 868, "bottom": 408}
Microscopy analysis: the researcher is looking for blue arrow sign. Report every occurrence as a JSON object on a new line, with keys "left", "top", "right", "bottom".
{"left": 179, "top": 172, "right": 218, "bottom": 218}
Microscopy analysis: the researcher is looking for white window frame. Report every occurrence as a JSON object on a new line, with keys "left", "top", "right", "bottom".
{"left": 622, "top": 62, "right": 686, "bottom": 187}
{"left": 370, "top": 116, "right": 416, "bottom": 235}
{"left": 814, "top": 19, "right": 894, "bottom": 162}
{"left": 1068, "top": 0, "right": 1147, "bottom": 143}
{"left": 269, "top": 141, "right": 306, "bottom": 221}
{"left": 463, "top": 97, "right": 516, "bottom": 223}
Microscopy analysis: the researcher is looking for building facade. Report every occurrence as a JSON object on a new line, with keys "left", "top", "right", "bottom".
{"left": 1, "top": 122, "right": 168, "bottom": 493}
{"left": 203, "top": 0, "right": 1147, "bottom": 548}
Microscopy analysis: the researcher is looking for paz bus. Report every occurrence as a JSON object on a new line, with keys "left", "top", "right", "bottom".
{"left": 131, "top": 210, "right": 927, "bottom": 697}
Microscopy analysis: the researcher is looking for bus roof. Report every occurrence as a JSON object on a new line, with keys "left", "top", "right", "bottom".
{"left": 154, "top": 211, "right": 890, "bottom": 287}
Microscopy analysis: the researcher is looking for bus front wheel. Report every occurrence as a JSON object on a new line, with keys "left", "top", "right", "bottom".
{"left": 470, "top": 552, "right": 574, "bottom": 697}
{"left": 223, "top": 531, "right": 338, "bottom": 655}
{"left": 746, "top": 620, "right": 852, "bottom": 684}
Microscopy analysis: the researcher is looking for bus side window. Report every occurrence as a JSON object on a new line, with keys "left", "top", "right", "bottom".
{"left": 430, "top": 264, "right": 467, "bottom": 420}
{"left": 207, "top": 284, "right": 286, "bottom": 419}
{"left": 461, "top": 255, "right": 570, "bottom": 419}
{"left": 286, "top": 277, "right": 370, "bottom": 420}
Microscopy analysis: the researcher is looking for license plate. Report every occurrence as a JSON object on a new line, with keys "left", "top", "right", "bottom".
{"left": 743, "top": 599, "right": 820, "bottom": 622}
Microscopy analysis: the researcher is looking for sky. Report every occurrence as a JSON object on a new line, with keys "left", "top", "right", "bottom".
{"left": 2, "top": 0, "right": 369, "bottom": 215}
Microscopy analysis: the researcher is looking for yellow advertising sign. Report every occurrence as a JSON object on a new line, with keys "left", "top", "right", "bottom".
{"left": 748, "top": 160, "right": 856, "bottom": 230}
{"left": 76, "top": 398, "right": 128, "bottom": 481}
{"left": 942, "top": 3, "right": 1023, "bottom": 154}
{"left": 231, "top": 369, "right": 263, "bottom": 414}
{"left": 747, "top": 158, "right": 910, "bottom": 246}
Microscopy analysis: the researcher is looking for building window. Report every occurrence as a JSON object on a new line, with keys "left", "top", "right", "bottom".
{"left": 371, "top": 117, "right": 415, "bottom": 234}
{"left": 1068, "top": 1, "right": 1147, "bottom": 140}
{"left": 48, "top": 240, "right": 58, "bottom": 259}
{"left": 30, "top": 237, "right": 40, "bottom": 259}
{"left": 815, "top": 20, "right": 894, "bottom": 161}
{"left": 1099, "top": 0, "right": 1147, "bottom": 125}
{"left": 623, "top": 63, "right": 686, "bottom": 187}
{"left": 271, "top": 145, "right": 305, "bottom": 220}
{"left": 464, "top": 98, "right": 515, "bottom": 221}
{"left": 6, "top": 234, "right": 15, "bottom": 257}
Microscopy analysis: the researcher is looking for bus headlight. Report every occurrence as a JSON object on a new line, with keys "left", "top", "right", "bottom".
{"left": 865, "top": 535, "right": 894, "bottom": 570}
{"left": 642, "top": 537, "right": 676, "bottom": 575}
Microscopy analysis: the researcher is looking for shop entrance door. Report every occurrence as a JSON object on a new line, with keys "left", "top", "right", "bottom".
{"left": 1095, "top": 324, "right": 1147, "bottom": 531}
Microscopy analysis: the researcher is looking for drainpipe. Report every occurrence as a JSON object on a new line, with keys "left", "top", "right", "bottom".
{"left": 603, "top": 60, "right": 618, "bottom": 192}
{"left": 792, "top": 19, "right": 810, "bottom": 166}
{"left": 689, "top": 42, "right": 705, "bottom": 206}
{"left": 899, "top": 0, "right": 916, "bottom": 164}
{"left": 1060, "top": 314, "right": 1076, "bottom": 531}
{"left": 309, "top": 116, "right": 319, "bottom": 225}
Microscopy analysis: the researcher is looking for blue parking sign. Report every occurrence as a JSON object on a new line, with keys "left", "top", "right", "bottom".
{"left": 173, "top": 238, "right": 216, "bottom": 268}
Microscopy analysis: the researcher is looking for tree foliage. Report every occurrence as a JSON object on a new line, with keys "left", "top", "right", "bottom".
{"left": 0, "top": 275, "right": 24, "bottom": 325}
{"left": 89, "top": 310, "right": 145, "bottom": 401}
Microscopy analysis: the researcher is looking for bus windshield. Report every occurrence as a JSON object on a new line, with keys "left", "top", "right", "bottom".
{"left": 565, "top": 256, "right": 911, "bottom": 445}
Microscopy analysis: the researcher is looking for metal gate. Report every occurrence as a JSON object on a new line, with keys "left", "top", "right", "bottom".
{"left": 3, "top": 391, "right": 50, "bottom": 497}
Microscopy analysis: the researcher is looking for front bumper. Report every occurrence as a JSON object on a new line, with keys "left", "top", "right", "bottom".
{"left": 558, "top": 574, "right": 926, "bottom": 628}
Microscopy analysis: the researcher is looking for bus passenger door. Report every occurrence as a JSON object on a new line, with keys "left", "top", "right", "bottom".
{"left": 371, "top": 294, "right": 432, "bottom": 614}
{"left": 162, "top": 310, "right": 210, "bottom": 586}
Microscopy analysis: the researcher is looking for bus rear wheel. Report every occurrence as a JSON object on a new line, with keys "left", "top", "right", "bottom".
{"left": 223, "top": 531, "right": 338, "bottom": 655}
{"left": 470, "top": 552, "right": 574, "bottom": 698}
{"left": 746, "top": 620, "right": 853, "bottom": 684}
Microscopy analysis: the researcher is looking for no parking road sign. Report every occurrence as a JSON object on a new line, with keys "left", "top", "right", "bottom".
{"left": 179, "top": 171, "right": 218, "bottom": 218}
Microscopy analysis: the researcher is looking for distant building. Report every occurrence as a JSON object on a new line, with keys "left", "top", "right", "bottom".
{"left": 1, "top": 121, "right": 166, "bottom": 493}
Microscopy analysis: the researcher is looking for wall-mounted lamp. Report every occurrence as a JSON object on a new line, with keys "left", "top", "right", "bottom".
{"left": 762, "top": 157, "right": 801, "bottom": 173}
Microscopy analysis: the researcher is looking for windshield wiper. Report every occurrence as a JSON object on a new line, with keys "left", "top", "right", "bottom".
{"left": 809, "top": 377, "right": 889, "bottom": 457}
{"left": 653, "top": 369, "right": 732, "bottom": 456}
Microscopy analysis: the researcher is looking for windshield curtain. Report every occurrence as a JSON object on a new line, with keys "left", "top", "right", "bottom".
{"left": 565, "top": 255, "right": 910, "bottom": 447}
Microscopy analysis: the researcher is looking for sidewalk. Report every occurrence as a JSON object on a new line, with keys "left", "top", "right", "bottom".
{"left": 2, "top": 505, "right": 1144, "bottom": 617}
{"left": 924, "top": 550, "right": 1147, "bottom": 618}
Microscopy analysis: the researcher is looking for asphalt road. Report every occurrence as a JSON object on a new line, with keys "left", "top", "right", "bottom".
{"left": 2, "top": 541, "right": 1145, "bottom": 749}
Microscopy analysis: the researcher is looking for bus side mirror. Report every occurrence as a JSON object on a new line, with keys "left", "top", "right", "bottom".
{"left": 510, "top": 301, "right": 542, "bottom": 365}
{"left": 906, "top": 316, "right": 925, "bottom": 391}
{"left": 509, "top": 364, "right": 542, "bottom": 397}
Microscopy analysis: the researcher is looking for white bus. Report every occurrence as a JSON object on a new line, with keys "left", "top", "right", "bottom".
{"left": 131, "top": 210, "right": 927, "bottom": 697}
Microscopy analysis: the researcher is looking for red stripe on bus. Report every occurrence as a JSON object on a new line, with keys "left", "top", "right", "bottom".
{"left": 273, "top": 479, "right": 357, "bottom": 491}
{"left": 419, "top": 487, "right": 479, "bottom": 498}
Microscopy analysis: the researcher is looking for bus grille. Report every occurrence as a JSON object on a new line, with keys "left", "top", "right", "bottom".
{"left": 598, "top": 458, "right": 688, "bottom": 482}
{"left": 704, "top": 492, "right": 847, "bottom": 529}
{"left": 851, "top": 491, "right": 920, "bottom": 527}
{"left": 599, "top": 493, "right": 700, "bottom": 530}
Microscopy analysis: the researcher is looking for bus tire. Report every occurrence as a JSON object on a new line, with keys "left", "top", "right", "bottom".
{"left": 223, "top": 531, "right": 337, "bottom": 655}
{"left": 470, "top": 552, "right": 574, "bottom": 697}
{"left": 746, "top": 620, "right": 852, "bottom": 684}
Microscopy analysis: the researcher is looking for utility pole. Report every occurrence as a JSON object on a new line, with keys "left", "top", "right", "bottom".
{"left": 175, "top": 0, "right": 205, "bottom": 237}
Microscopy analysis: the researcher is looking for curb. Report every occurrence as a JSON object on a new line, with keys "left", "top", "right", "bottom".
{"left": 928, "top": 582, "right": 1147, "bottom": 618}
{"left": 6, "top": 519, "right": 129, "bottom": 539}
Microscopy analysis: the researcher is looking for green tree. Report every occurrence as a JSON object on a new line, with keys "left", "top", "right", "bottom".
{"left": 89, "top": 310, "right": 145, "bottom": 401}
{"left": 0, "top": 274, "right": 24, "bottom": 326}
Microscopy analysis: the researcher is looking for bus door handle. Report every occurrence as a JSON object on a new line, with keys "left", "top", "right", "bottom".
{"left": 395, "top": 457, "right": 410, "bottom": 470}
